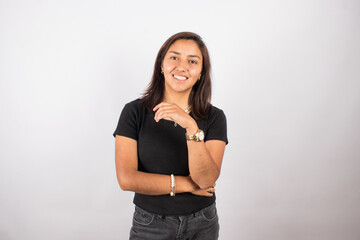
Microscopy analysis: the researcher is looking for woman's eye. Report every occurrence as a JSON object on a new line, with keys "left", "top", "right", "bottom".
{"left": 189, "top": 60, "right": 197, "bottom": 64}
{"left": 170, "top": 56, "right": 177, "bottom": 60}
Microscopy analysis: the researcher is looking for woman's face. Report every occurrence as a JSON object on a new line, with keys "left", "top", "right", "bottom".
{"left": 161, "top": 39, "right": 203, "bottom": 96}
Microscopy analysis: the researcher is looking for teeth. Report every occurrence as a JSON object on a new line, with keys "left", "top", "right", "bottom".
{"left": 173, "top": 75, "right": 188, "bottom": 80}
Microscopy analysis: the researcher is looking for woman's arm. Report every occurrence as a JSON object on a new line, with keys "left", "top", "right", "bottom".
{"left": 153, "top": 103, "right": 227, "bottom": 189}
{"left": 186, "top": 130, "right": 226, "bottom": 189}
{"left": 115, "top": 135, "right": 214, "bottom": 197}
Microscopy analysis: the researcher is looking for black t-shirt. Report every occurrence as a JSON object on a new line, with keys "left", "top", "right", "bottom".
{"left": 113, "top": 99, "right": 228, "bottom": 215}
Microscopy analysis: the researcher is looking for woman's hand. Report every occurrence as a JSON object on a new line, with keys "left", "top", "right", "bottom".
{"left": 191, "top": 186, "right": 215, "bottom": 197}
{"left": 188, "top": 176, "right": 215, "bottom": 197}
{"left": 153, "top": 102, "right": 197, "bottom": 133}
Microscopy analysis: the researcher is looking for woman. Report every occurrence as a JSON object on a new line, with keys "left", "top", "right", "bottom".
{"left": 113, "top": 32, "right": 228, "bottom": 240}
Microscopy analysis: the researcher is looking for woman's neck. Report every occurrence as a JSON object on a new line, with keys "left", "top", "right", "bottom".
{"left": 163, "top": 90, "right": 191, "bottom": 110}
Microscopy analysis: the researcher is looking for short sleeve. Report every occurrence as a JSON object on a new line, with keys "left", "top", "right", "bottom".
{"left": 204, "top": 108, "right": 228, "bottom": 145}
{"left": 113, "top": 101, "right": 139, "bottom": 140}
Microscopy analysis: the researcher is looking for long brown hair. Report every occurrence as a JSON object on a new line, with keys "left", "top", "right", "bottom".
{"left": 140, "top": 32, "right": 212, "bottom": 120}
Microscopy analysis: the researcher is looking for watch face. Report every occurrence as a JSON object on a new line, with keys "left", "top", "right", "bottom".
{"left": 198, "top": 130, "right": 204, "bottom": 141}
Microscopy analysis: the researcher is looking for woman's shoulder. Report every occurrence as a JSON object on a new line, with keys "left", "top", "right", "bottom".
{"left": 118, "top": 98, "right": 142, "bottom": 116}
{"left": 202, "top": 104, "right": 228, "bottom": 144}
{"left": 207, "top": 104, "right": 226, "bottom": 120}
{"left": 123, "top": 98, "right": 146, "bottom": 110}
{"left": 124, "top": 98, "right": 141, "bottom": 107}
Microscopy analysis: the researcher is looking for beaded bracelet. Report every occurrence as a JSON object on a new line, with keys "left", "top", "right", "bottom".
{"left": 170, "top": 174, "right": 176, "bottom": 197}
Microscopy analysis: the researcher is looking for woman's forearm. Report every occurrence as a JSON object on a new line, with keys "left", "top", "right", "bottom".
{"left": 187, "top": 140, "right": 220, "bottom": 189}
{"left": 185, "top": 123, "right": 221, "bottom": 189}
{"left": 118, "top": 171, "right": 197, "bottom": 195}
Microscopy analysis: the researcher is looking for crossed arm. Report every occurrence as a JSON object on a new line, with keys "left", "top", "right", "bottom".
{"left": 115, "top": 102, "right": 226, "bottom": 197}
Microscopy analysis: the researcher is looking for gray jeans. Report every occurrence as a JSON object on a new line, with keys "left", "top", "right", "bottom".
{"left": 129, "top": 203, "right": 219, "bottom": 240}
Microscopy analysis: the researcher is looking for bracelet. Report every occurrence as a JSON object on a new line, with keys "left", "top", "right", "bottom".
{"left": 170, "top": 174, "right": 176, "bottom": 197}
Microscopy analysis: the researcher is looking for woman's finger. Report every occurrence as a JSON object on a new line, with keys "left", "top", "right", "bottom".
{"left": 156, "top": 110, "right": 177, "bottom": 122}
{"left": 154, "top": 107, "right": 176, "bottom": 119}
{"left": 192, "top": 188, "right": 214, "bottom": 197}
{"left": 154, "top": 104, "right": 176, "bottom": 120}
{"left": 154, "top": 106, "right": 169, "bottom": 120}
{"left": 153, "top": 102, "right": 172, "bottom": 111}
{"left": 203, "top": 190, "right": 214, "bottom": 197}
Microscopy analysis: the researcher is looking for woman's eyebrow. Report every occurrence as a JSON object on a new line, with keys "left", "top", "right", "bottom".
{"left": 169, "top": 51, "right": 180, "bottom": 55}
{"left": 189, "top": 54, "right": 201, "bottom": 59}
{"left": 169, "top": 51, "right": 201, "bottom": 59}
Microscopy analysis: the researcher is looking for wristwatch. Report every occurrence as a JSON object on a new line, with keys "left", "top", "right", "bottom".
{"left": 185, "top": 129, "right": 204, "bottom": 142}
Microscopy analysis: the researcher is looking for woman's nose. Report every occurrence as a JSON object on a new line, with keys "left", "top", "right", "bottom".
{"left": 176, "top": 60, "right": 187, "bottom": 71}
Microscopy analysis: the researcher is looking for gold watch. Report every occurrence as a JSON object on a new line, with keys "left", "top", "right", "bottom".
{"left": 185, "top": 129, "right": 204, "bottom": 142}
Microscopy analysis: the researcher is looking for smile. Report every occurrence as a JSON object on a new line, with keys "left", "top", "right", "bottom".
{"left": 173, "top": 74, "right": 188, "bottom": 81}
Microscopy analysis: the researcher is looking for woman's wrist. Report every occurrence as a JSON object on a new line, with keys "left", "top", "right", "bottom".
{"left": 175, "top": 176, "right": 198, "bottom": 193}
{"left": 185, "top": 120, "right": 198, "bottom": 135}
{"left": 185, "top": 176, "right": 198, "bottom": 192}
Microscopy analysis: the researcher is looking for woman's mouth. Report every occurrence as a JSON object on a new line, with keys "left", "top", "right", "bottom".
{"left": 173, "top": 74, "right": 188, "bottom": 81}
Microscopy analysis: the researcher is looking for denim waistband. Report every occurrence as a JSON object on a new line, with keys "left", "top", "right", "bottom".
{"left": 135, "top": 202, "right": 216, "bottom": 219}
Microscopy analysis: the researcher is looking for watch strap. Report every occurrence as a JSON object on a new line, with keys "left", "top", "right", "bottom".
{"left": 185, "top": 129, "right": 203, "bottom": 142}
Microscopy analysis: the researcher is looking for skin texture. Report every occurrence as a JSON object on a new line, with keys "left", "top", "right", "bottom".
{"left": 115, "top": 39, "right": 226, "bottom": 197}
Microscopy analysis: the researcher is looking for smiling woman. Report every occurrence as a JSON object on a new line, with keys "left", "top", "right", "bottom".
{"left": 161, "top": 39, "right": 203, "bottom": 97}
{"left": 113, "top": 32, "right": 228, "bottom": 240}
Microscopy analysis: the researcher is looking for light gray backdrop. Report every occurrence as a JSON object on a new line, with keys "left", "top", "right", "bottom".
{"left": 0, "top": 0, "right": 359, "bottom": 239}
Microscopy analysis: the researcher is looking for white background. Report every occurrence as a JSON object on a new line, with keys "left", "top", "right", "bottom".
{"left": 1, "top": 0, "right": 359, "bottom": 239}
